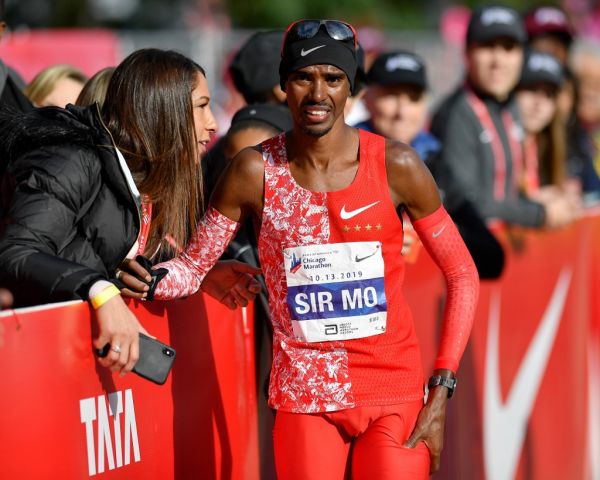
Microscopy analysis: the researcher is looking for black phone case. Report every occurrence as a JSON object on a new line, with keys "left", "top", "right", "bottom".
{"left": 132, "top": 333, "right": 176, "bottom": 385}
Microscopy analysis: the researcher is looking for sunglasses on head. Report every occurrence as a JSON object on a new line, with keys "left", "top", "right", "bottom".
{"left": 282, "top": 19, "right": 358, "bottom": 55}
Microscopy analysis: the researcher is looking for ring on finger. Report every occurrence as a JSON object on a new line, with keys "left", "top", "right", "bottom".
{"left": 111, "top": 344, "right": 122, "bottom": 354}
{"left": 115, "top": 269, "right": 124, "bottom": 280}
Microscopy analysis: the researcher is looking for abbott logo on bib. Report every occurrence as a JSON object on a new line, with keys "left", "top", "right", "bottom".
{"left": 283, "top": 241, "right": 387, "bottom": 342}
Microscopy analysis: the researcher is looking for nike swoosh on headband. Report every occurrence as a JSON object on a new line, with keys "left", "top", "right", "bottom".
{"left": 300, "top": 45, "right": 326, "bottom": 56}
{"left": 340, "top": 201, "right": 380, "bottom": 220}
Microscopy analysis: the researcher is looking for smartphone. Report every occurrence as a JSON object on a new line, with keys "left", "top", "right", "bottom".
{"left": 95, "top": 333, "right": 176, "bottom": 385}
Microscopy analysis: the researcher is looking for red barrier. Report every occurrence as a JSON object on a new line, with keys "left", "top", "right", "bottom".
{"left": 406, "top": 211, "right": 600, "bottom": 480}
{"left": 0, "top": 294, "right": 259, "bottom": 479}
{"left": 0, "top": 213, "right": 598, "bottom": 479}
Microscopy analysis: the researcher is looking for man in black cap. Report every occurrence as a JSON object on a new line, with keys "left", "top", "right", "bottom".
{"left": 356, "top": 51, "right": 429, "bottom": 146}
{"left": 357, "top": 50, "right": 505, "bottom": 279}
{"left": 148, "top": 18, "right": 479, "bottom": 479}
{"left": 431, "top": 5, "right": 567, "bottom": 229}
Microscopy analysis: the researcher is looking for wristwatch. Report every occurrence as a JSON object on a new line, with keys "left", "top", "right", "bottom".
{"left": 428, "top": 375, "right": 457, "bottom": 398}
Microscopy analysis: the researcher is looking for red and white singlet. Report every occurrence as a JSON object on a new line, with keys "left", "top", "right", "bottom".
{"left": 259, "top": 130, "right": 424, "bottom": 413}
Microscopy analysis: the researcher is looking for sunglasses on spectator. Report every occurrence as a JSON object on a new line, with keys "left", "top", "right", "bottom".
{"left": 282, "top": 19, "right": 358, "bottom": 55}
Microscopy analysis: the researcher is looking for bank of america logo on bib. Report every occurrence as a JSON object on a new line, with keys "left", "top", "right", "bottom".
{"left": 283, "top": 241, "right": 387, "bottom": 342}
{"left": 289, "top": 252, "right": 302, "bottom": 273}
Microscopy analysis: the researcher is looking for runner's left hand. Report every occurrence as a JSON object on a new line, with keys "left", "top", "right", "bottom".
{"left": 117, "top": 258, "right": 151, "bottom": 299}
{"left": 403, "top": 375, "right": 450, "bottom": 473}
{"left": 201, "top": 260, "right": 262, "bottom": 309}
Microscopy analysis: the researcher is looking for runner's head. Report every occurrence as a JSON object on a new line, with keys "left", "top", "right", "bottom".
{"left": 279, "top": 19, "right": 359, "bottom": 137}
{"left": 279, "top": 19, "right": 358, "bottom": 93}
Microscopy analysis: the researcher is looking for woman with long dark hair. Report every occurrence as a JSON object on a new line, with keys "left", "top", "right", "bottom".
{"left": 0, "top": 49, "right": 260, "bottom": 375}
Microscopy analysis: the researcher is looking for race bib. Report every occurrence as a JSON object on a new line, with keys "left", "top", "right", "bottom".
{"left": 284, "top": 242, "right": 387, "bottom": 342}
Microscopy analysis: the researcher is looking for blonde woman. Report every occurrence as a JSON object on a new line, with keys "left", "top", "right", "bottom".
{"left": 24, "top": 64, "right": 87, "bottom": 107}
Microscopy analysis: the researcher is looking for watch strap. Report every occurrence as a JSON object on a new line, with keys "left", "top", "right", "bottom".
{"left": 428, "top": 375, "right": 457, "bottom": 398}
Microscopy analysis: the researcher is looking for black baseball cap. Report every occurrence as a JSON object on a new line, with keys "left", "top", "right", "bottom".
{"left": 230, "top": 103, "right": 293, "bottom": 133}
{"left": 519, "top": 50, "right": 564, "bottom": 89}
{"left": 229, "top": 30, "right": 284, "bottom": 103}
{"left": 367, "top": 51, "right": 427, "bottom": 90}
{"left": 467, "top": 6, "right": 527, "bottom": 46}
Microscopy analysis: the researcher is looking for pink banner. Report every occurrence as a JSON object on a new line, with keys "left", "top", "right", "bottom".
{"left": 0, "top": 29, "right": 121, "bottom": 81}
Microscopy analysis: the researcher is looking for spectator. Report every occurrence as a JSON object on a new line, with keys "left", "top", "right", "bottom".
{"left": 0, "top": 0, "right": 32, "bottom": 113}
{"left": 516, "top": 50, "right": 580, "bottom": 226}
{"left": 75, "top": 67, "right": 115, "bottom": 109}
{"left": 24, "top": 64, "right": 87, "bottom": 107}
{"left": 229, "top": 30, "right": 287, "bottom": 106}
{"left": 0, "top": 49, "right": 260, "bottom": 375}
{"left": 357, "top": 50, "right": 504, "bottom": 278}
{"left": 431, "top": 5, "right": 566, "bottom": 229}
{"left": 524, "top": 5, "right": 575, "bottom": 66}
{"left": 562, "top": 65, "right": 600, "bottom": 198}
{"left": 572, "top": 41, "right": 600, "bottom": 201}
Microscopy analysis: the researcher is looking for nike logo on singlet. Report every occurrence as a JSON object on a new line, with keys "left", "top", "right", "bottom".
{"left": 340, "top": 201, "right": 380, "bottom": 220}
{"left": 483, "top": 268, "right": 571, "bottom": 480}
{"left": 300, "top": 45, "right": 326, "bottom": 56}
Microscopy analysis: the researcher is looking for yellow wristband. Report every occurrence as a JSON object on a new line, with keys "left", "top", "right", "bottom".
{"left": 90, "top": 284, "right": 121, "bottom": 310}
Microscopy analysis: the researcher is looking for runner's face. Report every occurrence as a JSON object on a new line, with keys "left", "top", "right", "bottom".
{"left": 191, "top": 72, "right": 217, "bottom": 159}
{"left": 285, "top": 64, "right": 351, "bottom": 137}
{"left": 467, "top": 38, "right": 523, "bottom": 101}
{"left": 365, "top": 84, "right": 427, "bottom": 144}
{"left": 517, "top": 85, "right": 557, "bottom": 134}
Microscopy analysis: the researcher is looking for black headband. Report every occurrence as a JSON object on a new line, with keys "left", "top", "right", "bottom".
{"left": 279, "top": 30, "right": 357, "bottom": 92}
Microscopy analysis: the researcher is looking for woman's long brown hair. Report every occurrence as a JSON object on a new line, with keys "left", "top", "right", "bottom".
{"left": 102, "top": 49, "right": 204, "bottom": 258}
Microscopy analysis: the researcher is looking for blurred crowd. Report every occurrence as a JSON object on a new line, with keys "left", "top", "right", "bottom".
{"left": 0, "top": 4, "right": 599, "bottom": 477}
{"left": 0, "top": 3, "right": 598, "bottom": 301}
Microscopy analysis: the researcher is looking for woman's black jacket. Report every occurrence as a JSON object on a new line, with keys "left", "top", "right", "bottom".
{"left": 0, "top": 105, "right": 140, "bottom": 307}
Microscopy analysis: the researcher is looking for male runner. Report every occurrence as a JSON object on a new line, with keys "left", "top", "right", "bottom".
{"left": 141, "top": 19, "right": 479, "bottom": 479}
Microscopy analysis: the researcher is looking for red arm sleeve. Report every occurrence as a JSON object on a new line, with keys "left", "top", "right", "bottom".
{"left": 412, "top": 206, "right": 479, "bottom": 373}
{"left": 152, "top": 206, "right": 240, "bottom": 300}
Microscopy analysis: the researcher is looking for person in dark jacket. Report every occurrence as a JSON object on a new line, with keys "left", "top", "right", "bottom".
{"left": 0, "top": 49, "right": 260, "bottom": 376}
{"left": 431, "top": 5, "right": 573, "bottom": 229}
{"left": 356, "top": 50, "right": 505, "bottom": 278}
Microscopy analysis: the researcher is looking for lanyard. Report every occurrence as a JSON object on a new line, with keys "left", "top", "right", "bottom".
{"left": 522, "top": 135, "right": 540, "bottom": 195}
{"left": 465, "top": 89, "right": 523, "bottom": 200}
{"left": 137, "top": 195, "right": 152, "bottom": 256}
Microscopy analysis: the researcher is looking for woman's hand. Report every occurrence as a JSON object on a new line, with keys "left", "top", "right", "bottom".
{"left": 201, "top": 260, "right": 262, "bottom": 309}
{"left": 93, "top": 294, "right": 150, "bottom": 376}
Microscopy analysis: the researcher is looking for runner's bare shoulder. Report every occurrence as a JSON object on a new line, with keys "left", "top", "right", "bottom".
{"left": 383, "top": 139, "right": 439, "bottom": 214}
